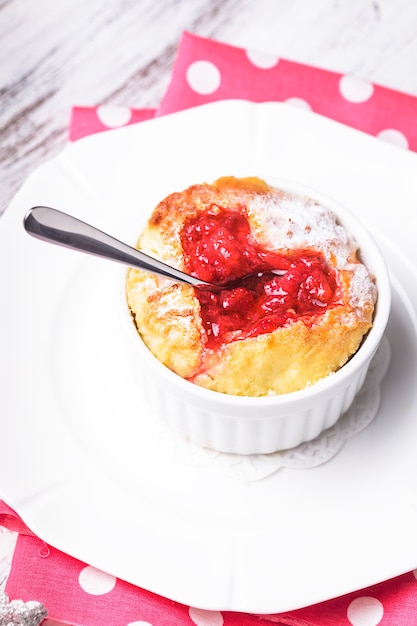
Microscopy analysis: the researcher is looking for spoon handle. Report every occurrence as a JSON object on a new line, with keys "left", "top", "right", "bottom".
{"left": 23, "top": 206, "right": 208, "bottom": 287}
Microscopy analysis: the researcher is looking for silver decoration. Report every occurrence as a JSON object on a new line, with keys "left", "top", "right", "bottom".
{"left": 0, "top": 593, "right": 47, "bottom": 626}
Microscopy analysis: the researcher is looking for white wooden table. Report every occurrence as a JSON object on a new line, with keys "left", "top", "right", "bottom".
{"left": 1, "top": 0, "right": 417, "bottom": 609}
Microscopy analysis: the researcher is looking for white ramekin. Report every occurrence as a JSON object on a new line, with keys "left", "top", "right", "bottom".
{"left": 128, "top": 180, "right": 391, "bottom": 455}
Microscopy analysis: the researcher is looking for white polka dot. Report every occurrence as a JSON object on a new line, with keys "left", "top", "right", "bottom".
{"left": 284, "top": 97, "right": 312, "bottom": 111}
{"left": 347, "top": 596, "right": 384, "bottom": 626}
{"left": 246, "top": 49, "right": 279, "bottom": 69}
{"left": 127, "top": 622, "right": 153, "bottom": 626}
{"left": 78, "top": 565, "right": 116, "bottom": 595}
{"left": 186, "top": 61, "right": 221, "bottom": 95}
{"left": 413, "top": 568, "right": 417, "bottom": 580}
{"left": 96, "top": 105, "right": 132, "bottom": 128}
{"left": 339, "top": 75, "right": 374, "bottom": 103}
{"left": 189, "top": 606, "right": 224, "bottom": 626}
{"left": 377, "top": 128, "right": 409, "bottom": 149}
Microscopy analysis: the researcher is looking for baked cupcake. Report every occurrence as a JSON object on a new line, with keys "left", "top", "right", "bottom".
{"left": 126, "top": 177, "right": 377, "bottom": 397}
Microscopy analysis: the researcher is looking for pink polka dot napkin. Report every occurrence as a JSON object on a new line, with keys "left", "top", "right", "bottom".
{"left": 4, "top": 30, "right": 417, "bottom": 626}
{"left": 70, "top": 31, "right": 417, "bottom": 152}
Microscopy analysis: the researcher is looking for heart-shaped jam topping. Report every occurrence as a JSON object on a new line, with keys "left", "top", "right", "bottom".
{"left": 181, "top": 206, "right": 339, "bottom": 348}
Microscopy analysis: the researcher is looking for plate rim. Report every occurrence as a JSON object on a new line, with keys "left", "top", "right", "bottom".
{"left": 2, "top": 100, "right": 417, "bottom": 613}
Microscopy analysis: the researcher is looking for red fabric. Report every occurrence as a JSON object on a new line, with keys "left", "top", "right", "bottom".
{"left": 157, "top": 32, "right": 417, "bottom": 153}
{"left": 3, "top": 31, "right": 417, "bottom": 626}
{"left": 67, "top": 32, "right": 417, "bottom": 153}
{"left": 0, "top": 501, "right": 33, "bottom": 535}
{"left": 69, "top": 105, "right": 156, "bottom": 141}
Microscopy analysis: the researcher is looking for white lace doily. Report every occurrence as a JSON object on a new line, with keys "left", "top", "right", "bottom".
{"left": 150, "top": 336, "right": 391, "bottom": 482}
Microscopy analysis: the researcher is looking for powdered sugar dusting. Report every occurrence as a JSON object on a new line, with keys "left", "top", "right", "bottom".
{"left": 348, "top": 263, "right": 376, "bottom": 314}
{"left": 248, "top": 191, "right": 377, "bottom": 312}
{"left": 249, "top": 193, "right": 352, "bottom": 261}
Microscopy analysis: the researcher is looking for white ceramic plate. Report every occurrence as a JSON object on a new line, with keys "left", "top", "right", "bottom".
{"left": 2, "top": 101, "right": 417, "bottom": 614}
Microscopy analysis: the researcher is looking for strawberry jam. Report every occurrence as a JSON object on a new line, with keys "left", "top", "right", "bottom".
{"left": 181, "top": 206, "right": 339, "bottom": 348}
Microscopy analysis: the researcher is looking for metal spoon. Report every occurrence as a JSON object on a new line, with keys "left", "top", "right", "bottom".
{"left": 24, "top": 206, "right": 216, "bottom": 289}
{"left": 24, "top": 206, "right": 286, "bottom": 290}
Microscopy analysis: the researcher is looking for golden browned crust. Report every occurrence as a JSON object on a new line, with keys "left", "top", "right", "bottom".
{"left": 126, "top": 177, "right": 376, "bottom": 396}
